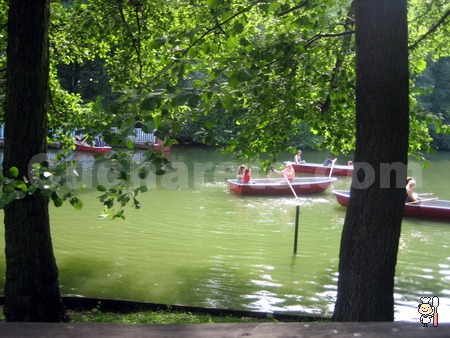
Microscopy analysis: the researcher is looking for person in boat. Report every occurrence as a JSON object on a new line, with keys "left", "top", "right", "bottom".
{"left": 236, "top": 165, "right": 247, "bottom": 181}
{"left": 406, "top": 177, "right": 420, "bottom": 203}
{"left": 275, "top": 163, "right": 295, "bottom": 181}
{"left": 95, "top": 136, "right": 105, "bottom": 147}
{"left": 323, "top": 155, "right": 334, "bottom": 166}
{"left": 294, "top": 149, "right": 306, "bottom": 164}
{"left": 241, "top": 168, "right": 252, "bottom": 183}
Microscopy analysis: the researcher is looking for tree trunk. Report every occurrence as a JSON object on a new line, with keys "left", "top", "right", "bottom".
{"left": 3, "top": 0, "right": 68, "bottom": 322}
{"left": 332, "top": 0, "right": 409, "bottom": 321}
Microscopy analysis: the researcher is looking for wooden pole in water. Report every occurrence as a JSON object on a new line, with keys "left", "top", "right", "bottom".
{"left": 294, "top": 205, "right": 300, "bottom": 253}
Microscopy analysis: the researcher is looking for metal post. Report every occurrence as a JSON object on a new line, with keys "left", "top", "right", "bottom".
{"left": 294, "top": 205, "right": 300, "bottom": 253}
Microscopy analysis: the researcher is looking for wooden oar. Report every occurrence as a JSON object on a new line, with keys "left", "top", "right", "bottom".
{"left": 417, "top": 193, "right": 434, "bottom": 196}
{"left": 77, "top": 135, "right": 89, "bottom": 146}
{"left": 432, "top": 296, "right": 439, "bottom": 327}
{"left": 282, "top": 172, "right": 298, "bottom": 199}
{"left": 405, "top": 197, "right": 438, "bottom": 205}
{"left": 328, "top": 158, "right": 337, "bottom": 177}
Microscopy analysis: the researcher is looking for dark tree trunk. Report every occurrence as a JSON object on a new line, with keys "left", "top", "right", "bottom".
{"left": 4, "top": 0, "right": 68, "bottom": 322}
{"left": 332, "top": 0, "right": 409, "bottom": 321}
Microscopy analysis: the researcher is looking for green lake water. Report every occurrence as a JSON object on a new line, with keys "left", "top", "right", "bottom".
{"left": 0, "top": 146, "right": 449, "bottom": 322}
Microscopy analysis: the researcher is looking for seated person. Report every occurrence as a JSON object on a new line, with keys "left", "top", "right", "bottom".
{"left": 275, "top": 163, "right": 295, "bottom": 181}
{"left": 323, "top": 155, "right": 333, "bottom": 166}
{"left": 236, "top": 165, "right": 246, "bottom": 181}
{"left": 406, "top": 178, "right": 420, "bottom": 203}
{"left": 95, "top": 136, "right": 105, "bottom": 147}
{"left": 241, "top": 168, "right": 252, "bottom": 183}
{"left": 294, "top": 149, "right": 305, "bottom": 164}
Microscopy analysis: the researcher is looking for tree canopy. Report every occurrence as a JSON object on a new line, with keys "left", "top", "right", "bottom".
{"left": 2, "top": 1, "right": 449, "bottom": 160}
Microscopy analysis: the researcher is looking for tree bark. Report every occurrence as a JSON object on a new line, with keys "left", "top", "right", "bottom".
{"left": 333, "top": 0, "right": 409, "bottom": 321}
{"left": 4, "top": 0, "right": 68, "bottom": 322}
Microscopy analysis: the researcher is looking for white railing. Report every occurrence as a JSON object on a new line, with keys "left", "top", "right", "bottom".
{"left": 129, "top": 128, "right": 156, "bottom": 143}
{"left": 0, "top": 126, "right": 156, "bottom": 144}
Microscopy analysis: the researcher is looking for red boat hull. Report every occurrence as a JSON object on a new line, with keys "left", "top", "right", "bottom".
{"left": 75, "top": 142, "right": 111, "bottom": 153}
{"left": 134, "top": 142, "right": 170, "bottom": 153}
{"left": 292, "top": 163, "right": 353, "bottom": 177}
{"left": 228, "top": 177, "right": 337, "bottom": 196}
{"left": 333, "top": 190, "right": 450, "bottom": 222}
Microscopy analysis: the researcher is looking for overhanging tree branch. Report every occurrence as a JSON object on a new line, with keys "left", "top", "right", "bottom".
{"left": 116, "top": 0, "right": 143, "bottom": 82}
{"left": 146, "top": 3, "right": 258, "bottom": 86}
{"left": 305, "top": 30, "right": 355, "bottom": 48}
{"left": 319, "top": 2, "right": 355, "bottom": 114}
{"left": 409, "top": 9, "right": 450, "bottom": 50}
{"left": 278, "top": 0, "right": 311, "bottom": 16}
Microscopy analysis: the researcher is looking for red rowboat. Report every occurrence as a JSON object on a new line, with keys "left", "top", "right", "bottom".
{"left": 134, "top": 141, "right": 170, "bottom": 153}
{"left": 291, "top": 162, "right": 353, "bottom": 177}
{"left": 332, "top": 190, "right": 450, "bottom": 222}
{"left": 228, "top": 177, "right": 337, "bottom": 196}
{"left": 75, "top": 141, "right": 111, "bottom": 153}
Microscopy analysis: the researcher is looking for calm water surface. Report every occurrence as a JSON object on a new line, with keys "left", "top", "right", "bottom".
{"left": 0, "top": 146, "right": 449, "bottom": 322}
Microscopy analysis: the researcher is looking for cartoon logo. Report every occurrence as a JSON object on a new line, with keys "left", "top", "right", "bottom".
{"left": 418, "top": 296, "right": 439, "bottom": 327}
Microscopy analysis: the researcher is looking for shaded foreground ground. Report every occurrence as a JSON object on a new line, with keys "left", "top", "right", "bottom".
{"left": 1, "top": 297, "right": 449, "bottom": 337}
{"left": 0, "top": 322, "right": 449, "bottom": 337}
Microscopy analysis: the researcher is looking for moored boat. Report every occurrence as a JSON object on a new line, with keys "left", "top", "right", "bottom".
{"left": 228, "top": 177, "right": 337, "bottom": 196}
{"left": 332, "top": 190, "right": 450, "bottom": 222}
{"left": 75, "top": 141, "right": 112, "bottom": 153}
{"left": 134, "top": 141, "right": 170, "bottom": 153}
{"left": 291, "top": 162, "right": 353, "bottom": 177}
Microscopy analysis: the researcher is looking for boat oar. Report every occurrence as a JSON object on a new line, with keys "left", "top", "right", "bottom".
{"left": 328, "top": 158, "right": 337, "bottom": 177}
{"left": 78, "top": 135, "right": 89, "bottom": 146}
{"left": 432, "top": 296, "right": 439, "bottom": 327}
{"left": 405, "top": 197, "right": 438, "bottom": 205}
{"left": 417, "top": 193, "right": 434, "bottom": 196}
{"left": 282, "top": 172, "right": 299, "bottom": 199}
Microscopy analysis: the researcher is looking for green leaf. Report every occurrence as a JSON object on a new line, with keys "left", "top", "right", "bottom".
{"left": 53, "top": 198, "right": 64, "bottom": 207}
{"left": 141, "top": 121, "right": 155, "bottom": 134}
{"left": 269, "top": 2, "right": 281, "bottom": 12}
{"left": 138, "top": 186, "right": 148, "bottom": 193}
{"left": 104, "top": 199, "right": 114, "bottom": 209}
{"left": 97, "top": 185, "right": 107, "bottom": 192}
{"left": 15, "top": 182, "right": 28, "bottom": 192}
{"left": 415, "top": 59, "right": 427, "bottom": 71}
{"left": 206, "top": 0, "right": 221, "bottom": 7}
{"left": 70, "top": 197, "right": 83, "bottom": 210}
{"left": 133, "top": 197, "right": 141, "bottom": 209}
{"left": 226, "top": 36, "right": 238, "bottom": 49}
{"left": 205, "top": 120, "right": 215, "bottom": 130}
{"left": 141, "top": 97, "right": 162, "bottom": 111}
{"left": 233, "top": 22, "right": 244, "bottom": 34}
{"left": 138, "top": 168, "right": 148, "bottom": 179}
{"left": 9, "top": 167, "right": 19, "bottom": 178}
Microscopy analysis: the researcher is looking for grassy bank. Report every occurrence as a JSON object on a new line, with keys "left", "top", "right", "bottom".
{"left": 0, "top": 297, "right": 324, "bottom": 324}
{"left": 66, "top": 308, "right": 282, "bottom": 324}
{"left": 0, "top": 307, "right": 293, "bottom": 324}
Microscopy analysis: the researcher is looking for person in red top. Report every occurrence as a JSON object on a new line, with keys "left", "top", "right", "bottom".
{"left": 241, "top": 168, "right": 252, "bottom": 183}
{"left": 275, "top": 163, "right": 295, "bottom": 181}
{"left": 236, "top": 164, "right": 247, "bottom": 181}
